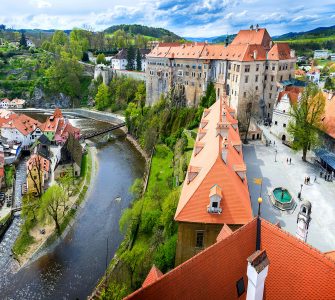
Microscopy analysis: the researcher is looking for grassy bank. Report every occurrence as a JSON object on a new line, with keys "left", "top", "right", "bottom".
{"left": 12, "top": 149, "right": 93, "bottom": 260}
{"left": 4, "top": 165, "right": 15, "bottom": 187}
{"left": 99, "top": 137, "right": 194, "bottom": 299}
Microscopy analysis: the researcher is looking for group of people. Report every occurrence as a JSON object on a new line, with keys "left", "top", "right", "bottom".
{"left": 304, "top": 176, "right": 312, "bottom": 185}
{"left": 320, "top": 171, "right": 333, "bottom": 182}
{"left": 286, "top": 158, "right": 292, "bottom": 164}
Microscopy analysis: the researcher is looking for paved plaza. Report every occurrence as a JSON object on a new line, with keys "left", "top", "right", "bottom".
{"left": 244, "top": 127, "right": 335, "bottom": 252}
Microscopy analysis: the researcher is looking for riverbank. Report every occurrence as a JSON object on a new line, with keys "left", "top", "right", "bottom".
{"left": 91, "top": 130, "right": 195, "bottom": 299}
{"left": 13, "top": 146, "right": 96, "bottom": 268}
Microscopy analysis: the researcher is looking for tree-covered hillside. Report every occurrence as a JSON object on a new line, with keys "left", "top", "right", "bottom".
{"left": 104, "top": 24, "right": 181, "bottom": 40}
{"left": 273, "top": 25, "right": 335, "bottom": 41}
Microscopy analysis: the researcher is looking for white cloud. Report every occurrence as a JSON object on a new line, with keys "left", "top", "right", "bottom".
{"left": 30, "top": 0, "right": 52, "bottom": 9}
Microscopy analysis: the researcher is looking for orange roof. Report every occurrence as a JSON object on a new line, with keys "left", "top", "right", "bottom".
{"left": 43, "top": 109, "right": 63, "bottom": 132}
{"left": 2, "top": 114, "right": 42, "bottom": 136}
{"left": 231, "top": 28, "right": 272, "bottom": 49}
{"left": 325, "top": 251, "right": 335, "bottom": 262}
{"left": 142, "top": 265, "right": 163, "bottom": 288}
{"left": 147, "top": 28, "right": 294, "bottom": 63}
{"left": 174, "top": 97, "right": 252, "bottom": 225}
{"left": 126, "top": 218, "right": 335, "bottom": 300}
{"left": 0, "top": 167, "right": 4, "bottom": 177}
{"left": 322, "top": 92, "right": 335, "bottom": 139}
{"left": 267, "top": 43, "right": 292, "bottom": 60}
{"left": 216, "top": 223, "right": 233, "bottom": 242}
{"left": 27, "top": 154, "right": 50, "bottom": 172}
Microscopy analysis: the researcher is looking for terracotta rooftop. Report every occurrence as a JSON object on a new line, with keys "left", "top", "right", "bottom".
{"left": 126, "top": 218, "right": 335, "bottom": 299}
{"left": 2, "top": 114, "right": 42, "bottom": 136}
{"left": 43, "top": 108, "right": 63, "bottom": 132}
{"left": 147, "top": 28, "right": 294, "bottom": 62}
{"left": 174, "top": 96, "right": 252, "bottom": 225}
{"left": 142, "top": 265, "right": 163, "bottom": 288}
{"left": 322, "top": 92, "right": 335, "bottom": 139}
{"left": 27, "top": 154, "right": 50, "bottom": 172}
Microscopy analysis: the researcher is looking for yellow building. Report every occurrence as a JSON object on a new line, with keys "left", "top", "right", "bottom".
{"left": 26, "top": 154, "right": 50, "bottom": 196}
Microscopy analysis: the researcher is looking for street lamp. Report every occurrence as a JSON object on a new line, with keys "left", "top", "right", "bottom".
{"left": 274, "top": 149, "right": 278, "bottom": 162}
{"left": 298, "top": 184, "right": 303, "bottom": 200}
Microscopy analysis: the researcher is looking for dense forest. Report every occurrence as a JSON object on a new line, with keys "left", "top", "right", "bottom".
{"left": 104, "top": 24, "right": 181, "bottom": 40}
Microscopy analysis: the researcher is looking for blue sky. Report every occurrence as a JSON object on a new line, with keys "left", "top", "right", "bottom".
{"left": 1, "top": 0, "right": 335, "bottom": 37}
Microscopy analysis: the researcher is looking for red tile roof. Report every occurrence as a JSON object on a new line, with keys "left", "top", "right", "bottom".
{"left": 126, "top": 218, "right": 335, "bottom": 300}
{"left": 267, "top": 43, "right": 292, "bottom": 60}
{"left": 2, "top": 114, "right": 42, "bottom": 136}
{"left": 322, "top": 92, "right": 335, "bottom": 139}
{"left": 27, "top": 154, "right": 50, "bottom": 172}
{"left": 231, "top": 28, "right": 272, "bottom": 50}
{"left": 174, "top": 96, "right": 252, "bottom": 225}
{"left": 147, "top": 28, "right": 293, "bottom": 62}
{"left": 43, "top": 109, "right": 63, "bottom": 132}
{"left": 142, "top": 265, "right": 163, "bottom": 288}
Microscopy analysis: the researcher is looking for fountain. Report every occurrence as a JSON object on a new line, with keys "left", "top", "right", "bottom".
{"left": 271, "top": 187, "right": 295, "bottom": 210}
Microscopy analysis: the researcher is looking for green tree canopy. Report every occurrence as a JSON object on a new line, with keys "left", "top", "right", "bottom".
{"left": 288, "top": 83, "right": 326, "bottom": 161}
{"left": 126, "top": 45, "right": 135, "bottom": 71}
{"left": 96, "top": 53, "right": 106, "bottom": 64}
{"left": 136, "top": 48, "right": 142, "bottom": 71}
{"left": 95, "top": 82, "right": 110, "bottom": 110}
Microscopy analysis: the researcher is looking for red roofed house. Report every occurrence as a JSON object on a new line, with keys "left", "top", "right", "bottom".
{"left": 26, "top": 154, "right": 51, "bottom": 195}
{"left": 0, "top": 98, "right": 11, "bottom": 109}
{"left": 43, "top": 108, "right": 80, "bottom": 144}
{"left": 270, "top": 85, "right": 303, "bottom": 142}
{"left": 126, "top": 216, "right": 335, "bottom": 300}
{"left": 174, "top": 95, "right": 253, "bottom": 265}
{"left": 1, "top": 114, "right": 43, "bottom": 148}
{"left": 146, "top": 25, "right": 296, "bottom": 125}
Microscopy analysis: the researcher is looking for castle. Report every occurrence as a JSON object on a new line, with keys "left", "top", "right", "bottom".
{"left": 146, "top": 25, "right": 296, "bottom": 124}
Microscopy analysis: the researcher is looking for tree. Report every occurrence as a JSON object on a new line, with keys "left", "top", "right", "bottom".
{"left": 45, "top": 50, "right": 84, "bottom": 103}
{"left": 288, "top": 83, "right": 326, "bottom": 161}
{"left": 136, "top": 48, "right": 142, "bottom": 71}
{"left": 19, "top": 32, "right": 27, "bottom": 48}
{"left": 126, "top": 45, "right": 135, "bottom": 71}
{"left": 243, "top": 89, "right": 259, "bottom": 143}
{"left": 96, "top": 53, "right": 106, "bottom": 65}
{"left": 95, "top": 82, "right": 110, "bottom": 110}
{"left": 134, "top": 81, "right": 146, "bottom": 114}
{"left": 39, "top": 185, "right": 68, "bottom": 235}
{"left": 324, "top": 77, "right": 334, "bottom": 90}
{"left": 27, "top": 155, "right": 44, "bottom": 198}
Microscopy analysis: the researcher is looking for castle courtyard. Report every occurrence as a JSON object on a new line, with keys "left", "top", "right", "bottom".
{"left": 244, "top": 128, "right": 335, "bottom": 252}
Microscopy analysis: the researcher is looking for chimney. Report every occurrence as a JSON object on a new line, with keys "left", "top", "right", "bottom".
{"left": 290, "top": 49, "right": 295, "bottom": 58}
{"left": 221, "top": 138, "right": 228, "bottom": 163}
{"left": 246, "top": 250, "right": 270, "bottom": 300}
{"left": 250, "top": 25, "right": 254, "bottom": 31}
{"left": 253, "top": 50, "right": 257, "bottom": 60}
{"left": 216, "top": 121, "right": 229, "bottom": 138}
{"left": 225, "top": 35, "right": 229, "bottom": 48}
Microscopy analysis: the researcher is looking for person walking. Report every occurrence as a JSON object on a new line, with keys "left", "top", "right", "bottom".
{"left": 289, "top": 158, "right": 292, "bottom": 164}
{"left": 287, "top": 158, "right": 289, "bottom": 164}
{"left": 314, "top": 176, "right": 317, "bottom": 183}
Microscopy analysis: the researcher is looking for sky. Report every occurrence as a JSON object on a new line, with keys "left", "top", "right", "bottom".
{"left": 1, "top": 0, "right": 335, "bottom": 37}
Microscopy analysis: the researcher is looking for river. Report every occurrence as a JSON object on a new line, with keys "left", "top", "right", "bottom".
{"left": 0, "top": 116, "right": 145, "bottom": 299}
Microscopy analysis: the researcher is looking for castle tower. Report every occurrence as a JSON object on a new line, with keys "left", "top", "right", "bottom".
{"left": 296, "top": 200, "right": 312, "bottom": 242}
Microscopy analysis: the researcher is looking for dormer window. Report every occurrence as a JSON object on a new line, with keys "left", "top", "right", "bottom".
{"left": 187, "top": 166, "right": 201, "bottom": 184}
{"left": 194, "top": 142, "right": 204, "bottom": 156}
{"left": 200, "top": 119, "right": 208, "bottom": 129}
{"left": 208, "top": 184, "right": 222, "bottom": 214}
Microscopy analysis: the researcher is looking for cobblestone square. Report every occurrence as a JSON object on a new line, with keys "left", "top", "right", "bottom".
{"left": 244, "top": 128, "right": 335, "bottom": 252}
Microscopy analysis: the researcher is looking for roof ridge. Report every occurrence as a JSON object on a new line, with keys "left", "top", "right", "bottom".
{"left": 125, "top": 218, "right": 258, "bottom": 299}
{"left": 262, "top": 219, "right": 335, "bottom": 268}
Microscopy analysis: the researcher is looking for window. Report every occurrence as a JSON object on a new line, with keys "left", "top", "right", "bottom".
{"left": 185, "top": 71, "right": 189, "bottom": 76}
{"left": 232, "top": 74, "right": 235, "bottom": 81}
{"left": 236, "top": 65, "right": 240, "bottom": 72}
{"left": 270, "top": 85, "right": 273, "bottom": 91}
{"left": 272, "top": 64, "right": 275, "bottom": 71}
{"left": 271, "top": 75, "right": 274, "bottom": 82}
{"left": 256, "top": 64, "right": 259, "bottom": 72}
{"left": 269, "top": 93, "right": 272, "bottom": 99}
{"left": 236, "top": 75, "right": 238, "bottom": 82}
{"left": 275, "top": 121, "right": 278, "bottom": 125}
{"left": 243, "top": 92, "right": 247, "bottom": 98}
{"left": 268, "top": 103, "right": 271, "bottom": 108}
{"left": 236, "top": 277, "right": 245, "bottom": 297}
{"left": 264, "top": 75, "right": 267, "bottom": 81}
{"left": 228, "top": 62, "right": 231, "bottom": 70}
{"left": 256, "top": 86, "right": 258, "bottom": 91}
{"left": 255, "top": 75, "right": 258, "bottom": 82}
{"left": 196, "top": 231, "right": 204, "bottom": 248}
{"left": 177, "top": 70, "right": 183, "bottom": 76}
{"left": 233, "top": 64, "right": 236, "bottom": 71}
{"left": 283, "top": 123, "right": 286, "bottom": 127}
{"left": 280, "top": 75, "right": 283, "bottom": 81}
{"left": 245, "top": 76, "right": 249, "bottom": 83}
{"left": 244, "top": 65, "right": 250, "bottom": 72}
{"left": 235, "top": 91, "right": 237, "bottom": 96}
{"left": 212, "top": 201, "right": 218, "bottom": 208}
